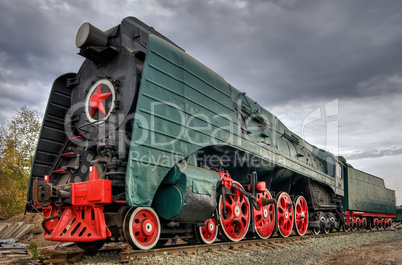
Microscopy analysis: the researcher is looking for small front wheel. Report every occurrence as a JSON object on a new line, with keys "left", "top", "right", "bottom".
{"left": 195, "top": 217, "right": 218, "bottom": 244}
{"left": 123, "top": 207, "right": 161, "bottom": 250}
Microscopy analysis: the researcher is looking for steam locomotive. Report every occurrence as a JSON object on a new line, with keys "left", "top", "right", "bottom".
{"left": 26, "top": 17, "right": 396, "bottom": 251}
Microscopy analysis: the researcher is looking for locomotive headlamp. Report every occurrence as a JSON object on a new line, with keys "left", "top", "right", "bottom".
{"left": 76, "top": 22, "right": 108, "bottom": 49}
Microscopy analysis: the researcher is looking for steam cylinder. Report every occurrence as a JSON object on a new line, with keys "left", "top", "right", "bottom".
{"left": 154, "top": 164, "right": 220, "bottom": 222}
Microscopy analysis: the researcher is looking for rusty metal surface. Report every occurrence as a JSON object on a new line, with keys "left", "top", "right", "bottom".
{"left": 40, "top": 249, "right": 83, "bottom": 264}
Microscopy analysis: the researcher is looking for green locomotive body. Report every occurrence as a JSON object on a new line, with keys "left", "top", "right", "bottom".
{"left": 127, "top": 34, "right": 344, "bottom": 207}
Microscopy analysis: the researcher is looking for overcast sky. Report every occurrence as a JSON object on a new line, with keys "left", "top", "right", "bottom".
{"left": 1, "top": 0, "right": 401, "bottom": 205}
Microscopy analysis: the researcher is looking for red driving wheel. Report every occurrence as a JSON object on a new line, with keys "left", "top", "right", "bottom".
{"left": 254, "top": 189, "right": 275, "bottom": 239}
{"left": 219, "top": 181, "right": 250, "bottom": 242}
{"left": 294, "top": 195, "right": 308, "bottom": 236}
{"left": 276, "top": 192, "right": 294, "bottom": 237}
{"left": 123, "top": 207, "right": 161, "bottom": 250}
{"left": 195, "top": 217, "right": 218, "bottom": 244}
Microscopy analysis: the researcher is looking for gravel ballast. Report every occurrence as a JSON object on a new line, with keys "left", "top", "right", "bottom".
{"left": 74, "top": 229, "right": 402, "bottom": 265}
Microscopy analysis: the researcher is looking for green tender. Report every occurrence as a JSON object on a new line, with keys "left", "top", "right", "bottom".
{"left": 342, "top": 166, "right": 396, "bottom": 214}
{"left": 125, "top": 34, "right": 341, "bottom": 207}
{"left": 396, "top": 208, "right": 402, "bottom": 222}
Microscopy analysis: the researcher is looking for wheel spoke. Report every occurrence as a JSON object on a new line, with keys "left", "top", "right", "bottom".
{"left": 237, "top": 192, "right": 242, "bottom": 203}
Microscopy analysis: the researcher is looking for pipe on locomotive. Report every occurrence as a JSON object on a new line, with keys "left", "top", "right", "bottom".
{"left": 75, "top": 22, "right": 108, "bottom": 49}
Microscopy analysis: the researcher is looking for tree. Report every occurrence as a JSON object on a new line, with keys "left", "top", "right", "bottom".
{"left": 0, "top": 106, "right": 41, "bottom": 218}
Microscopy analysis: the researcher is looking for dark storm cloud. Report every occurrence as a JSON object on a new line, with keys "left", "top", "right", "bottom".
{"left": 154, "top": 0, "right": 402, "bottom": 106}
{"left": 0, "top": 0, "right": 110, "bottom": 119}
{"left": 1, "top": 1, "right": 78, "bottom": 79}
{"left": 1, "top": 0, "right": 401, "bottom": 115}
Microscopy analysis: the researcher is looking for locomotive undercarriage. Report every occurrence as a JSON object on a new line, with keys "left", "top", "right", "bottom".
{"left": 32, "top": 142, "right": 347, "bottom": 251}
{"left": 195, "top": 147, "right": 345, "bottom": 236}
{"left": 290, "top": 177, "right": 344, "bottom": 234}
{"left": 29, "top": 131, "right": 389, "bottom": 249}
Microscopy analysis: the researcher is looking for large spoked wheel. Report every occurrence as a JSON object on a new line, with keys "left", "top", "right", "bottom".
{"left": 294, "top": 196, "right": 308, "bottom": 236}
{"left": 254, "top": 189, "right": 275, "bottom": 239}
{"left": 219, "top": 181, "right": 250, "bottom": 242}
{"left": 195, "top": 217, "right": 218, "bottom": 244}
{"left": 123, "top": 207, "right": 161, "bottom": 250}
{"left": 276, "top": 192, "right": 294, "bottom": 237}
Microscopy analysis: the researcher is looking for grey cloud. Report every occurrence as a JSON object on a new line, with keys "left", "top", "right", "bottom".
{"left": 0, "top": 1, "right": 95, "bottom": 75}
{"left": 270, "top": 92, "right": 402, "bottom": 159}
{"left": 153, "top": 0, "right": 402, "bottom": 107}
{"left": 0, "top": 0, "right": 99, "bottom": 117}
{"left": 357, "top": 74, "right": 402, "bottom": 97}
{"left": 2, "top": 0, "right": 402, "bottom": 112}
{"left": 345, "top": 147, "right": 402, "bottom": 160}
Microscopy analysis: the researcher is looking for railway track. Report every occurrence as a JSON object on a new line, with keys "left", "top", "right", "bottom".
{"left": 39, "top": 229, "right": 385, "bottom": 263}
{"left": 121, "top": 235, "right": 309, "bottom": 261}
{"left": 122, "top": 230, "right": 384, "bottom": 261}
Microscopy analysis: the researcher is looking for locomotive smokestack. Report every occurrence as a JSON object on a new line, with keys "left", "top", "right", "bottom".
{"left": 75, "top": 22, "right": 108, "bottom": 49}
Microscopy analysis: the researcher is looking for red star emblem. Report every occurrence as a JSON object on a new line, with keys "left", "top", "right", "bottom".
{"left": 89, "top": 84, "right": 112, "bottom": 117}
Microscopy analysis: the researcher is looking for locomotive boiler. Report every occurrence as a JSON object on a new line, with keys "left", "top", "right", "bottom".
{"left": 26, "top": 17, "right": 396, "bottom": 251}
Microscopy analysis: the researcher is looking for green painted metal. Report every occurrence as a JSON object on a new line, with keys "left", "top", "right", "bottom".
{"left": 161, "top": 163, "right": 220, "bottom": 197}
{"left": 125, "top": 34, "right": 342, "bottom": 207}
{"left": 342, "top": 166, "right": 396, "bottom": 214}
{"left": 154, "top": 163, "right": 220, "bottom": 219}
{"left": 154, "top": 184, "right": 183, "bottom": 220}
{"left": 396, "top": 207, "right": 402, "bottom": 222}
